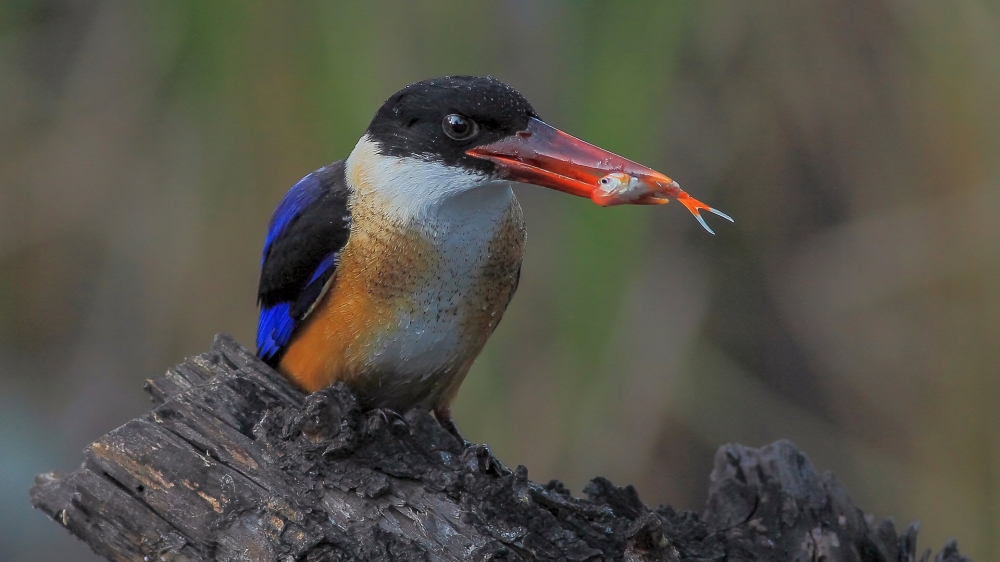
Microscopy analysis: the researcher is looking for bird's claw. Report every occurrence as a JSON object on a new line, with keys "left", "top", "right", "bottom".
{"left": 433, "top": 406, "right": 473, "bottom": 448}
{"left": 460, "top": 443, "right": 510, "bottom": 476}
{"left": 366, "top": 407, "right": 410, "bottom": 436}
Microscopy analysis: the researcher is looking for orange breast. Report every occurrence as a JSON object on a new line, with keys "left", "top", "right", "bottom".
{"left": 278, "top": 215, "right": 436, "bottom": 393}
{"left": 278, "top": 182, "right": 526, "bottom": 409}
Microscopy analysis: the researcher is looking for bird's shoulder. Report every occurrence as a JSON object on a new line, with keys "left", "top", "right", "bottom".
{"left": 258, "top": 161, "right": 352, "bottom": 307}
{"left": 256, "top": 161, "right": 352, "bottom": 364}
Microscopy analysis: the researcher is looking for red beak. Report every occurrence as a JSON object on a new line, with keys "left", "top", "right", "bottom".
{"left": 466, "top": 117, "right": 675, "bottom": 202}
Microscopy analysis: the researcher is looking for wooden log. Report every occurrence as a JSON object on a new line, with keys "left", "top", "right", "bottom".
{"left": 31, "top": 334, "right": 970, "bottom": 561}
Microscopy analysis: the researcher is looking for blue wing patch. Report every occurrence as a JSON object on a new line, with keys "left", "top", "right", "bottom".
{"left": 256, "top": 251, "right": 341, "bottom": 361}
{"left": 256, "top": 161, "right": 351, "bottom": 366}
{"left": 257, "top": 302, "right": 295, "bottom": 362}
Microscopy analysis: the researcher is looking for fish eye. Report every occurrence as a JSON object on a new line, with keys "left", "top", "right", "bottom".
{"left": 442, "top": 114, "right": 479, "bottom": 141}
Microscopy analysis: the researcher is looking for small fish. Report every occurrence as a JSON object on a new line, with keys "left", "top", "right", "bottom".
{"left": 593, "top": 172, "right": 734, "bottom": 235}
{"left": 594, "top": 172, "right": 646, "bottom": 201}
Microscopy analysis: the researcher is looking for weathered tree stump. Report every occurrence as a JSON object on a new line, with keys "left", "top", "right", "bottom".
{"left": 30, "top": 334, "right": 969, "bottom": 561}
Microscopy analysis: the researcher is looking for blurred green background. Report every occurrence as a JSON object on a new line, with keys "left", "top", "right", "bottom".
{"left": 2, "top": 1, "right": 999, "bottom": 560}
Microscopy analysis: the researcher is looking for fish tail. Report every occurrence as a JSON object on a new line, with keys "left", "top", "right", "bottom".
{"left": 677, "top": 194, "right": 734, "bottom": 234}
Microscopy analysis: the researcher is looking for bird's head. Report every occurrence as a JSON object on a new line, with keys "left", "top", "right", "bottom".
{"left": 346, "top": 76, "right": 681, "bottom": 219}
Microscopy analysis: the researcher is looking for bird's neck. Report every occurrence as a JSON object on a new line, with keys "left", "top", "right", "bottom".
{"left": 345, "top": 135, "right": 515, "bottom": 236}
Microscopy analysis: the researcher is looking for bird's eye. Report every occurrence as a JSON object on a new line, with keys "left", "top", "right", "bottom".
{"left": 442, "top": 114, "right": 478, "bottom": 141}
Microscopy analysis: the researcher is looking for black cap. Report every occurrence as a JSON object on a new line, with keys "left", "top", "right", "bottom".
{"left": 365, "top": 76, "right": 539, "bottom": 173}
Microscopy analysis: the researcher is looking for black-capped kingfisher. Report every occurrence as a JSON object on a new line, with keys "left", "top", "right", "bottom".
{"left": 256, "top": 76, "right": 730, "bottom": 442}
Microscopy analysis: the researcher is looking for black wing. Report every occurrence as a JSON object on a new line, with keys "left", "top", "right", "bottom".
{"left": 256, "top": 161, "right": 351, "bottom": 365}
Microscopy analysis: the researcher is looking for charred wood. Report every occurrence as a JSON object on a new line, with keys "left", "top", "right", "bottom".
{"left": 31, "top": 335, "right": 970, "bottom": 562}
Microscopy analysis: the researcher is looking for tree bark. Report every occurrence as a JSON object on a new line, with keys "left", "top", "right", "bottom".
{"left": 31, "top": 334, "right": 970, "bottom": 562}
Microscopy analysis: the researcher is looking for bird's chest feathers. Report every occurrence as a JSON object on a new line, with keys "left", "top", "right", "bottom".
{"left": 279, "top": 141, "right": 526, "bottom": 401}
{"left": 348, "top": 178, "right": 525, "bottom": 378}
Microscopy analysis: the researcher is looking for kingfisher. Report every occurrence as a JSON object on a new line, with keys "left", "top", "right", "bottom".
{"left": 256, "top": 76, "right": 730, "bottom": 441}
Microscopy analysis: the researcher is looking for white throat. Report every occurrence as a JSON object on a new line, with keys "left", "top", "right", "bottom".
{"left": 345, "top": 135, "right": 510, "bottom": 225}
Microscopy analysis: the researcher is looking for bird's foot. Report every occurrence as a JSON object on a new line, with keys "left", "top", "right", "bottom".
{"left": 433, "top": 406, "right": 470, "bottom": 448}
{"left": 432, "top": 407, "right": 507, "bottom": 474}
{"left": 365, "top": 407, "right": 410, "bottom": 437}
{"left": 459, "top": 443, "right": 510, "bottom": 476}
